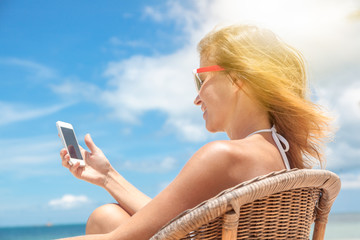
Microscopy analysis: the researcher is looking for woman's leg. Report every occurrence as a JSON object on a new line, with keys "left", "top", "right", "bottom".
{"left": 85, "top": 203, "right": 131, "bottom": 234}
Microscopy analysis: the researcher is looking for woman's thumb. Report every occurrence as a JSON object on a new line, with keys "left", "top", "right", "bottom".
{"left": 85, "top": 134, "right": 98, "bottom": 153}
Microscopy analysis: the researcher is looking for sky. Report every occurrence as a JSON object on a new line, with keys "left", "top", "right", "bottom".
{"left": 0, "top": 0, "right": 359, "bottom": 227}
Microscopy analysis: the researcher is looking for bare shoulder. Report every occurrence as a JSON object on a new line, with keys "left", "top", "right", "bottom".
{"left": 184, "top": 140, "right": 249, "bottom": 183}
{"left": 189, "top": 140, "right": 242, "bottom": 169}
{"left": 193, "top": 139, "right": 254, "bottom": 165}
{"left": 189, "top": 138, "right": 284, "bottom": 183}
{"left": 195, "top": 140, "right": 236, "bottom": 159}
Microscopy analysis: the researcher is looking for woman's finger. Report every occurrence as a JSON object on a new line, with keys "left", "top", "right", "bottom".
{"left": 69, "top": 161, "right": 80, "bottom": 174}
{"left": 60, "top": 148, "right": 67, "bottom": 158}
{"left": 62, "top": 153, "right": 71, "bottom": 168}
{"left": 84, "top": 134, "right": 99, "bottom": 153}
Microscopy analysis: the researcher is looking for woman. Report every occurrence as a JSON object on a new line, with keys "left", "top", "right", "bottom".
{"left": 59, "top": 24, "right": 331, "bottom": 240}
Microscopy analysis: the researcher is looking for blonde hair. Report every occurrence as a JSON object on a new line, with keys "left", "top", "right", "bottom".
{"left": 198, "top": 24, "right": 332, "bottom": 169}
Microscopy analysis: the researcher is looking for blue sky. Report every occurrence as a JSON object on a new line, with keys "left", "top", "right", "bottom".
{"left": 0, "top": 0, "right": 359, "bottom": 227}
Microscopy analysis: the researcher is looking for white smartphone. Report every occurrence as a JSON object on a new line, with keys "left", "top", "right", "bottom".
{"left": 56, "top": 121, "right": 85, "bottom": 167}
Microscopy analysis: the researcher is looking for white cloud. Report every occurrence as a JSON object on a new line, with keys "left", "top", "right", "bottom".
{"left": 166, "top": 117, "right": 208, "bottom": 142}
{"left": 326, "top": 142, "right": 360, "bottom": 171}
{"left": 0, "top": 136, "right": 63, "bottom": 178}
{"left": 117, "top": 156, "right": 178, "bottom": 173}
{"left": 108, "top": 37, "right": 148, "bottom": 48}
{"left": 49, "top": 78, "right": 102, "bottom": 103}
{"left": 48, "top": 194, "right": 90, "bottom": 209}
{"left": 0, "top": 101, "right": 68, "bottom": 126}
{"left": 336, "top": 85, "right": 360, "bottom": 124}
{"left": 143, "top": 6, "right": 164, "bottom": 22}
{"left": 143, "top": 1, "right": 201, "bottom": 35}
{"left": 315, "top": 81, "right": 360, "bottom": 173}
{"left": 339, "top": 172, "right": 360, "bottom": 189}
{"left": 101, "top": 49, "right": 209, "bottom": 141}
{"left": 0, "top": 57, "right": 56, "bottom": 79}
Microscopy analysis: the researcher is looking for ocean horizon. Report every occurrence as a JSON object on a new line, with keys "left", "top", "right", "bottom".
{"left": 0, "top": 212, "right": 359, "bottom": 240}
{"left": 0, "top": 223, "right": 86, "bottom": 240}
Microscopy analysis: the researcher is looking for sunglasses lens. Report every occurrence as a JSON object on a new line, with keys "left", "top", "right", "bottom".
{"left": 194, "top": 73, "right": 202, "bottom": 92}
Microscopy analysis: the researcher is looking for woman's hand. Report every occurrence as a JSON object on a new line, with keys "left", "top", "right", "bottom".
{"left": 60, "top": 134, "right": 112, "bottom": 188}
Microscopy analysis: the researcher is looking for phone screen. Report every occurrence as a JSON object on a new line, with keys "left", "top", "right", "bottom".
{"left": 61, "top": 127, "right": 83, "bottom": 160}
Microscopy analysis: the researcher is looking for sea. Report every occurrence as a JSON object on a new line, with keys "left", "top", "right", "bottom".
{"left": 0, "top": 213, "right": 359, "bottom": 240}
{"left": 0, "top": 223, "right": 86, "bottom": 240}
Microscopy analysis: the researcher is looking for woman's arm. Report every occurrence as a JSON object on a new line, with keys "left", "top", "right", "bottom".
{"left": 59, "top": 140, "right": 241, "bottom": 240}
{"left": 61, "top": 134, "right": 151, "bottom": 215}
{"left": 103, "top": 166, "right": 151, "bottom": 215}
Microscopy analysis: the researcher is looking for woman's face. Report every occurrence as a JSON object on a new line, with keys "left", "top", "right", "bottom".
{"left": 194, "top": 57, "right": 240, "bottom": 133}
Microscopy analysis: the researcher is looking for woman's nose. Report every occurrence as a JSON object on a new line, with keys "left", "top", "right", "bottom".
{"left": 194, "top": 94, "right": 202, "bottom": 106}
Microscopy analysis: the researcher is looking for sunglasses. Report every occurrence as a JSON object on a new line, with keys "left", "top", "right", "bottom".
{"left": 193, "top": 65, "right": 225, "bottom": 92}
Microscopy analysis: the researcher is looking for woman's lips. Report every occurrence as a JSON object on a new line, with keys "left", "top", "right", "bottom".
{"left": 201, "top": 105, "right": 206, "bottom": 112}
{"left": 201, "top": 105, "right": 207, "bottom": 119}
{"left": 203, "top": 110, "right": 207, "bottom": 119}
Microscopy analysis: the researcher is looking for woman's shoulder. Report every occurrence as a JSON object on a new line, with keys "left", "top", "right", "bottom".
{"left": 198, "top": 139, "right": 256, "bottom": 157}
{"left": 193, "top": 138, "right": 283, "bottom": 181}
{"left": 193, "top": 139, "right": 254, "bottom": 167}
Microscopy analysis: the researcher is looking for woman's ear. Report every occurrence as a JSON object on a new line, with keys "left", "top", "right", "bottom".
{"left": 227, "top": 73, "right": 243, "bottom": 92}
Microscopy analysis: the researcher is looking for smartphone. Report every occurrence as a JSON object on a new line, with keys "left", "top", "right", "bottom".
{"left": 56, "top": 121, "right": 85, "bottom": 167}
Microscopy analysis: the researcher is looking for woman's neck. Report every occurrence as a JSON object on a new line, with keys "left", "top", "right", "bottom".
{"left": 225, "top": 96, "right": 271, "bottom": 140}
{"left": 226, "top": 118, "right": 271, "bottom": 140}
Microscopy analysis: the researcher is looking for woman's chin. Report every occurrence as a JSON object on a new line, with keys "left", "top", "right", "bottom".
{"left": 205, "top": 121, "right": 218, "bottom": 133}
{"left": 203, "top": 112, "right": 221, "bottom": 133}
{"left": 206, "top": 128, "right": 218, "bottom": 133}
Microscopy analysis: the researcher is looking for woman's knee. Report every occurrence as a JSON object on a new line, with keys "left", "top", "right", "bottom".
{"left": 86, "top": 203, "right": 131, "bottom": 235}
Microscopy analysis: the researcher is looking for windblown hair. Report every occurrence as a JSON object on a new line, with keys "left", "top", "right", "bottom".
{"left": 198, "top": 24, "right": 332, "bottom": 169}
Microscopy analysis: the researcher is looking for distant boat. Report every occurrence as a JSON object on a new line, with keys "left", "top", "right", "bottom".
{"left": 46, "top": 222, "right": 53, "bottom": 227}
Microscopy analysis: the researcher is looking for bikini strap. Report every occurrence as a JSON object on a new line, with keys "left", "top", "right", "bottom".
{"left": 246, "top": 126, "right": 291, "bottom": 170}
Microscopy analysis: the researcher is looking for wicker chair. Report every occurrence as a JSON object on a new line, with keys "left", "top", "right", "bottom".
{"left": 150, "top": 169, "right": 341, "bottom": 240}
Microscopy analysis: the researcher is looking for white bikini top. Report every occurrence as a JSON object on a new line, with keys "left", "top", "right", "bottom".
{"left": 246, "top": 125, "right": 291, "bottom": 170}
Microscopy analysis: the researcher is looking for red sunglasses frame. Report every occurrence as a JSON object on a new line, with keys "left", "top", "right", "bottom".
{"left": 195, "top": 65, "right": 225, "bottom": 73}
{"left": 193, "top": 65, "right": 225, "bottom": 92}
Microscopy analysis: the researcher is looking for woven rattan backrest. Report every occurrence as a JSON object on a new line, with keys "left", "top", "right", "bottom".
{"left": 151, "top": 169, "right": 341, "bottom": 240}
